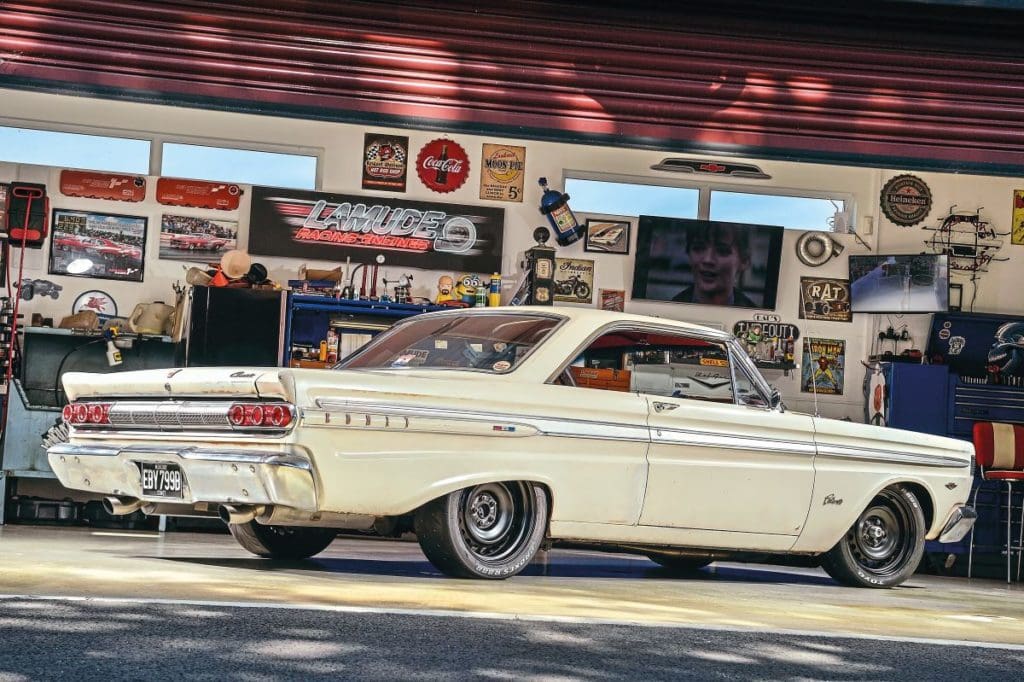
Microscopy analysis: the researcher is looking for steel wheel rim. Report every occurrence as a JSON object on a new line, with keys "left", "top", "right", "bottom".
{"left": 457, "top": 482, "right": 535, "bottom": 564}
{"left": 846, "top": 490, "right": 914, "bottom": 578}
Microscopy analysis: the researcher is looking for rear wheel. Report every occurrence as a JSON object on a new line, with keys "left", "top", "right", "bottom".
{"left": 228, "top": 521, "right": 336, "bottom": 560}
{"left": 820, "top": 486, "right": 925, "bottom": 588}
{"left": 647, "top": 554, "right": 713, "bottom": 573}
{"left": 415, "top": 481, "right": 548, "bottom": 579}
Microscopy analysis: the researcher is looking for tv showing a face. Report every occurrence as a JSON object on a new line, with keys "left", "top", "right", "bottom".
{"left": 632, "top": 217, "right": 784, "bottom": 309}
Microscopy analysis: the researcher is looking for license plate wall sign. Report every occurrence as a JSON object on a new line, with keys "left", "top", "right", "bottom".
{"left": 249, "top": 186, "right": 505, "bottom": 272}
{"left": 60, "top": 171, "right": 147, "bottom": 202}
{"left": 157, "top": 178, "right": 242, "bottom": 211}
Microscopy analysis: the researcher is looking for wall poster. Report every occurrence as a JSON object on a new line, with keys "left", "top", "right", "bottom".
{"left": 798, "top": 277, "right": 852, "bottom": 322}
{"left": 249, "top": 186, "right": 505, "bottom": 272}
{"left": 159, "top": 214, "right": 238, "bottom": 262}
{"left": 479, "top": 144, "right": 525, "bottom": 202}
{"left": 362, "top": 133, "right": 408, "bottom": 192}
{"left": 599, "top": 288, "right": 625, "bottom": 311}
{"left": 1013, "top": 190, "right": 1024, "bottom": 246}
{"left": 553, "top": 258, "right": 594, "bottom": 304}
{"left": 48, "top": 209, "right": 146, "bottom": 282}
{"left": 801, "top": 337, "right": 846, "bottom": 395}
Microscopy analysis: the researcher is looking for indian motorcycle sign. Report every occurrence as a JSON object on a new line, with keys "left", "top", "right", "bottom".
{"left": 249, "top": 186, "right": 505, "bottom": 272}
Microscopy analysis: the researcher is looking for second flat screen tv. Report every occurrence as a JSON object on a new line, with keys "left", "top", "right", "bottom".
{"left": 632, "top": 216, "right": 784, "bottom": 309}
{"left": 849, "top": 254, "right": 949, "bottom": 313}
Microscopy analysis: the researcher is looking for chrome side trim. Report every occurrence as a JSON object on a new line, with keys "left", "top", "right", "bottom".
{"left": 816, "top": 443, "right": 969, "bottom": 468}
{"left": 47, "top": 443, "right": 312, "bottom": 470}
{"left": 653, "top": 427, "right": 816, "bottom": 457}
{"left": 315, "top": 398, "right": 650, "bottom": 442}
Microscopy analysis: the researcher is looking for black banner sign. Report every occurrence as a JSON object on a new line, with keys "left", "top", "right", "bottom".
{"left": 248, "top": 187, "right": 505, "bottom": 272}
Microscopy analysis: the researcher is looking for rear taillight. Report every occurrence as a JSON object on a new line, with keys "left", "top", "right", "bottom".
{"left": 228, "top": 402, "right": 293, "bottom": 429}
{"left": 62, "top": 401, "right": 112, "bottom": 426}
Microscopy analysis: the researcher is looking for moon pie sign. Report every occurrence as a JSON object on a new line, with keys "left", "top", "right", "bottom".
{"left": 417, "top": 139, "right": 470, "bottom": 193}
{"left": 880, "top": 174, "right": 932, "bottom": 227}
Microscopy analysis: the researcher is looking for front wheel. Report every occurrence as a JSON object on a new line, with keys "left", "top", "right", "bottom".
{"left": 228, "top": 521, "right": 336, "bottom": 560}
{"left": 820, "top": 486, "right": 925, "bottom": 588}
{"left": 414, "top": 481, "right": 548, "bottom": 579}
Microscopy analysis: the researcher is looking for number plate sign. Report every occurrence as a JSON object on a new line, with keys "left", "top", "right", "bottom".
{"left": 137, "top": 462, "right": 184, "bottom": 499}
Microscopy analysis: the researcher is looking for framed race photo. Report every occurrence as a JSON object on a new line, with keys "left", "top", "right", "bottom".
{"left": 48, "top": 209, "right": 147, "bottom": 282}
{"left": 584, "top": 219, "right": 631, "bottom": 255}
{"left": 159, "top": 214, "right": 238, "bottom": 262}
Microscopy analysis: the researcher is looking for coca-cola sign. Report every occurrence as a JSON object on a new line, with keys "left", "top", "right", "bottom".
{"left": 416, "top": 139, "right": 470, "bottom": 193}
{"left": 249, "top": 186, "right": 504, "bottom": 272}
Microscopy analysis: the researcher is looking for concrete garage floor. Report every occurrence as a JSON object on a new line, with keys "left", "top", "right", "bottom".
{"left": 0, "top": 526, "right": 1022, "bottom": 647}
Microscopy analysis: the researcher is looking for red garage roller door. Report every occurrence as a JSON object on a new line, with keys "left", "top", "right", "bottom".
{"left": 1, "top": 0, "right": 1022, "bottom": 173}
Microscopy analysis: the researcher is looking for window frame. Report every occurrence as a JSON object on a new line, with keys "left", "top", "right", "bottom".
{"left": 564, "top": 170, "right": 855, "bottom": 232}
{"left": 0, "top": 118, "right": 151, "bottom": 174}
{"left": 156, "top": 135, "right": 323, "bottom": 190}
{"left": 0, "top": 117, "right": 324, "bottom": 189}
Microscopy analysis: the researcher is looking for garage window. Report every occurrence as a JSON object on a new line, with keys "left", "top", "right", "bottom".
{"left": 161, "top": 142, "right": 318, "bottom": 190}
{"left": 565, "top": 174, "right": 849, "bottom": 232}
{"left": 0, "top": 125, "right": 149, "bottom": 174}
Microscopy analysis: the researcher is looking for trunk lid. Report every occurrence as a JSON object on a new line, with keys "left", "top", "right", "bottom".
{"left": 62, "top": 367, "right": 295, "bottom": 402}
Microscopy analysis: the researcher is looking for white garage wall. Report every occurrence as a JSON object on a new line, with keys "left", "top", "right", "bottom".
{"left": 2, "top": 87, "right": 1019, "bottom": 421}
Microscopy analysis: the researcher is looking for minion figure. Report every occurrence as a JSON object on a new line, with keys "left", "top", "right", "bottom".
{"left": 435, "top": 275, "right": 455, "bottom": 304}
{"left": 455, "top": 274, "right": 481, "bottom": 306}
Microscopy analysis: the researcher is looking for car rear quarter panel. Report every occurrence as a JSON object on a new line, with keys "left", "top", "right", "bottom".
{"left": 288, "top": 370, "right": 651, "bottom": 524}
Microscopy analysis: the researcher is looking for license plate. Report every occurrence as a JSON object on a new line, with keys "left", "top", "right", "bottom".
{"left": 137, "top": 462, "right": 185, "bottom": 499}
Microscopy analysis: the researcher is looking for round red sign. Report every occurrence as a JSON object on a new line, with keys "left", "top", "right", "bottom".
{"left": 416, "top": 139, "right": 470, "bottom": 193}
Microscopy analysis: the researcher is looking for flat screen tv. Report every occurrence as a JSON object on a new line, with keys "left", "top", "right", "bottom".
{"left": 631, "top": 216, "right": 784, "bottom": 309}
{"left": 849, "top": 254, "right": 949, "bottom": 314}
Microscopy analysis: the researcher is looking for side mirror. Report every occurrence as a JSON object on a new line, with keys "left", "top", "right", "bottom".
{"left": 770, "top": 388, "right": 784, "bottom": 412}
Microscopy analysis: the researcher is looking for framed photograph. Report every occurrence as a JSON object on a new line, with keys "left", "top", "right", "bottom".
{"left": 48, "top": 209, "right": 146, "bottom": 282}
{"left": 159, "top": 214, "right": 238, "bottom": 262}
{"left": 584, "top": 219, "right": 631, "bottom": 255}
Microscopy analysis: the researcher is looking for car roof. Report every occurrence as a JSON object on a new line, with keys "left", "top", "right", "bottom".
{"left": 418, "top": 305, "right": 733, "bottom": 342}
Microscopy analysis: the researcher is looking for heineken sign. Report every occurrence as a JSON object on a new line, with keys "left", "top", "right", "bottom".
{"left": 248, "top": 186, "right": 504, "bottom": 271}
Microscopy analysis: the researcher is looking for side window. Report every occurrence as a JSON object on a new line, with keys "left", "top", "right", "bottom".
{"left": 555, "top": 328, "right": 735, "bottom": 403}
{"left": 732, "top": 362, "right": 769, "bottom": 408}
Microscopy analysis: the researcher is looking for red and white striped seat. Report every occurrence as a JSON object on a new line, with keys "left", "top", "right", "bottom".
{"left": 969, "top": 422, "right": 1024, "bottom": 582}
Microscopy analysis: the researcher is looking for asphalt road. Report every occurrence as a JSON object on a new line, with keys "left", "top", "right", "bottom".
{"left": 0, "top": 597, "right": 1022, "bottom": 681}
{"left": 1, "top": 527, "right": 1023, "bottom": 680}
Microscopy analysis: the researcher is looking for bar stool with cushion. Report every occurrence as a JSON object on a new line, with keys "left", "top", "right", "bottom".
{"left": 969, "top": 422, "right": 1024, "bottom": 582}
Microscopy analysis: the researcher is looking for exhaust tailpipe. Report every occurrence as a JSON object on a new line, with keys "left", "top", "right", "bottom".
{"left": 103, "top": 496, "right": 145, "bottom": 516}
{"left": 218, "top": 504, "right": 261, "bottom": 525}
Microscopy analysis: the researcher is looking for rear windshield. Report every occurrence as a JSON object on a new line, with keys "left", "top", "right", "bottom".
{"left": 337, "top": 313, "right": 562, "bottom": 373}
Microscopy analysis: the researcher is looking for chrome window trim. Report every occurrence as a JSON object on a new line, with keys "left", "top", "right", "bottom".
{"left": 336, "top": 309, "right": 569, "bottom": 375}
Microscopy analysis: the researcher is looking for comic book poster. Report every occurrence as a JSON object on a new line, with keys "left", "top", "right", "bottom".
{"left": 801, "top": 337, "right": 846, "bottom": 395}
{"left": 1013, "top": 189, "right": 1024, "bottom": 245}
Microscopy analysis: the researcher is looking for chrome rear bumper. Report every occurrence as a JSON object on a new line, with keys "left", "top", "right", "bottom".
{"left": 46, "top": 443, "right": 317, "bottom": 511}
{"left": 938, "top": 504, "right": 977, "bottom": 544}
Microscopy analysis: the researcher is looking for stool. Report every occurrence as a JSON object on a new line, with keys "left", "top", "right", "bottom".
{"left": 968, "top": 422, "right": 1024, "bottom": 583}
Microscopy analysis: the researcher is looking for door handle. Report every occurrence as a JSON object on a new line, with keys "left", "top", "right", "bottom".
{"left": 652, "top": 401, "right": 679, "bottom": 413}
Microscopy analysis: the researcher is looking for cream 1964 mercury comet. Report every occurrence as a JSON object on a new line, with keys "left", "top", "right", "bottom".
{"left": 48, "top": 308, "right": 976, "bottom": 588}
